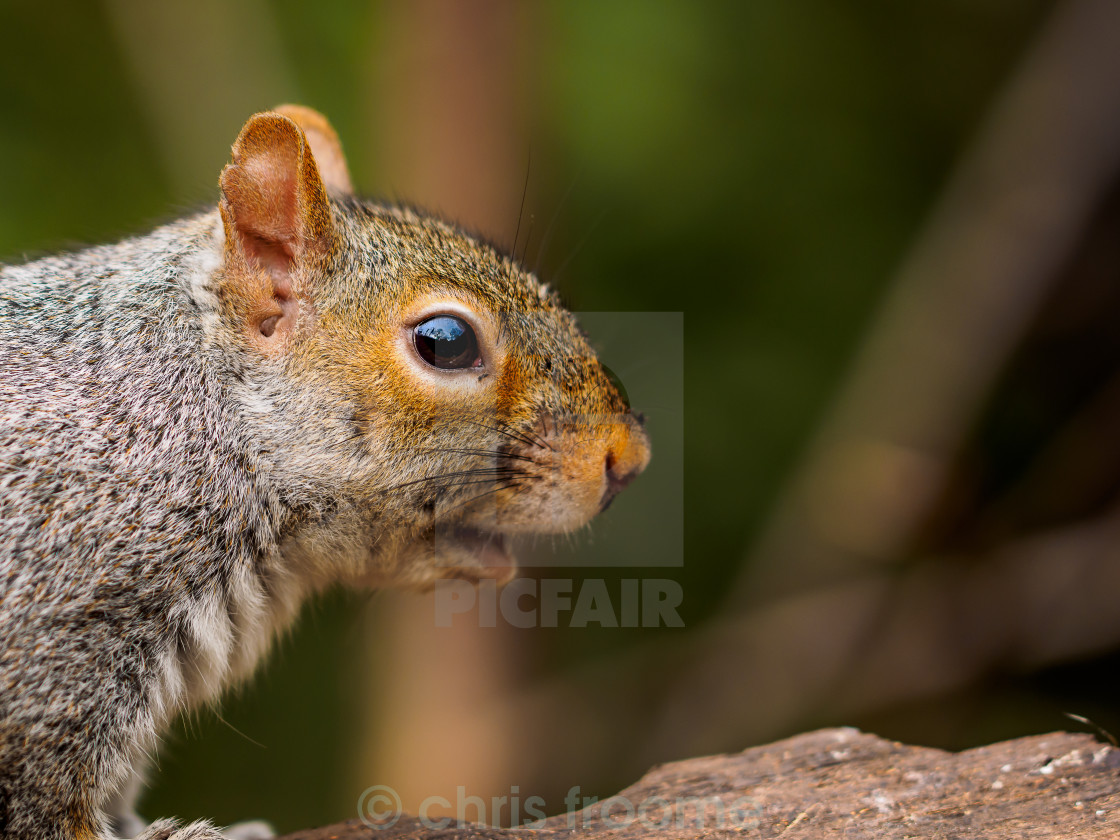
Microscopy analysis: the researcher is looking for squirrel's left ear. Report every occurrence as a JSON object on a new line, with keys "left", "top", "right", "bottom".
{"left": 219, "top": 108, "right": 345, "bottom": 348}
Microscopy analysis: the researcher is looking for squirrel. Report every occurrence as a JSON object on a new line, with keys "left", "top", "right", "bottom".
{"left": 0, "top": 105, "right": 650, "bottom": 840}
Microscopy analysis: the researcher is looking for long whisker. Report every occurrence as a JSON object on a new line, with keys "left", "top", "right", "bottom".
{"left": 313, "top": 408, "right": 556, "bottom": 454}
{"left": 428, "top": 476, "right": 526, "bottom": 493}
{"left": 520, "top": 211, "right": 535, "bottom": 267}
{"left": 438, "top": 478, "right": 527, "bottom": 519}
{"left": 516, "top": 424, "right": 553, "bottom": 451}
{"left": 409, "top": 447, "right": 537, "bottom": 463}
{"left": 379, "top": 467, "right": 525, "bottom": 493}
{"left": 438, "top": 417, "right": 554, "bottom": 453}
{"left": 510, "top": 150, "right": 532, "bottom": 275}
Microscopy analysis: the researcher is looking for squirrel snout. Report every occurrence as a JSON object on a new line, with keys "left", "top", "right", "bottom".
{"left": 600, "top": 420, "right": 651, "bottom": 511}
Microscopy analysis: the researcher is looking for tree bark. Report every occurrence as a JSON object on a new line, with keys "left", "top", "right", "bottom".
{"left": 284, "top": 728, "right": 1120, "bottom": 838}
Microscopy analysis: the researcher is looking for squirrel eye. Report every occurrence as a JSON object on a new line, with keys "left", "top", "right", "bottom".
{"left": 413, "top": 315, "right": 482, "bottom": 370}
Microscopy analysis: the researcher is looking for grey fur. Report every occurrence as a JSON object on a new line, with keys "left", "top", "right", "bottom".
{"left": 0, "top": 214, "right": 290, "bottom": 839}
{"left": 0, "top": 118, "right": 647, "bottom": 839}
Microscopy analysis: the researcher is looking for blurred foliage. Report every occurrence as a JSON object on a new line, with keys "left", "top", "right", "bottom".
{"left": 531, "top": 0, "right": 1050, "bottom": 616}
{"left": 0, "top": 0, "right": 1071, "bottom": 833}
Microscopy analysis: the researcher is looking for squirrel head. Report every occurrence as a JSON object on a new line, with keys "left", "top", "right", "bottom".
{"left": 215, "top": 106, "right": 650, "bottom": 588}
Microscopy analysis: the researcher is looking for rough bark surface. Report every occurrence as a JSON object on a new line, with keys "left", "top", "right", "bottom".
{"left": 280, "top": 728, "right": 1120, "bottom": 838}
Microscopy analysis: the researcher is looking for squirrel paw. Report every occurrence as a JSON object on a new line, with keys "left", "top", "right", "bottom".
{"left": 136, "top": 820, "right": 223, "bottom": 840}
{"left": 134, "top": 819, "right": 272, "bottom": 840}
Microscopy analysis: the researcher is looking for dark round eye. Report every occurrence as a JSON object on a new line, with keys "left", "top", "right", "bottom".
{"left": 413, "top": 315, "right": 482, "bottom": 370}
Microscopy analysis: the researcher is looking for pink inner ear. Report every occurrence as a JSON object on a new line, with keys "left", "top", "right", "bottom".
{"left": 239, "top": 231, "right": 294, "bottom": 290}
{"left": 237, "top": 153, "right": 301, "bottom": 252}
{"left": 239, "top": 229, "right": 298, "bottom": 338}
{"left": 220, "top": 112, "right": 334, "bottom": 339}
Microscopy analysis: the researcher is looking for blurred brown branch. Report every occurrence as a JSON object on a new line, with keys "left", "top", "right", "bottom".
{"left": 286, "top": 729, "right": 1120, "bottom": 840}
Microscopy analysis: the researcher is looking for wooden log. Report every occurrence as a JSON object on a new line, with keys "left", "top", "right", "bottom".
{"left": 281, "top": 728, "right": 1120, "bottom": 838}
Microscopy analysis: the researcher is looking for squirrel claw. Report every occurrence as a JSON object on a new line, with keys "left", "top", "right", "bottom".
{"left": 135, "top": 819, "right": 220, "bottom": 840}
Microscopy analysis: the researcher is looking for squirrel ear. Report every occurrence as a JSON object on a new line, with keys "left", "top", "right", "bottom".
{"left": 219, "top": 110, "right": 334, "bottom": 346}
{"left": 272, "top": 104, "right": 353, "bottom": 196}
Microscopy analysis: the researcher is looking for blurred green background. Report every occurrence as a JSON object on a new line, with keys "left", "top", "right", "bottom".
{"left": 12, "top": 0, "right": 1120, "bottom": 834}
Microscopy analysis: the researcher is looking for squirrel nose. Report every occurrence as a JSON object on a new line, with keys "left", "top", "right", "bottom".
{"left": 600, "top": 420, "right": 651, "bottom": 511}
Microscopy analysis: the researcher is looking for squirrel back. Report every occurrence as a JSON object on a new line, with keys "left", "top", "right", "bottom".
{"left": 0, "top": 106, "right": 649, "bottom": 840}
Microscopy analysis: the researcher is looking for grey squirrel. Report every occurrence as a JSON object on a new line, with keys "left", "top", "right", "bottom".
{"left": 0, "top": 106, "right": 649, "bottom": 840}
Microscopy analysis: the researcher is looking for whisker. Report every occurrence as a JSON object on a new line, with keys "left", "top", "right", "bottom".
{"left": 520, "top": 211, "right": 535, "bottom": 267}
{"left": 441, "top": 417, "right": 553, "bottom": 453}
{"left": 438, "top": 478, "right": 526, "bottom": 519}
{"left": 431, "top": 476, "right": 526, "bottom": 493}
{"left": 568, "top": 435, "right": 612, "bottom": 445}
{"left": 510, "top": 150, "right": 532, "bottom": 275}
{"left": 306, "top": 408, "right": 557, "bottom": 455}
{"left": 518, "top": 423, "right": 553, "bottom": 451}
{"left": 379, "top": 467, "right": 525, "bottom": 492}
{"left": 409, "top": 446, "right": 537, "bottom": 463}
